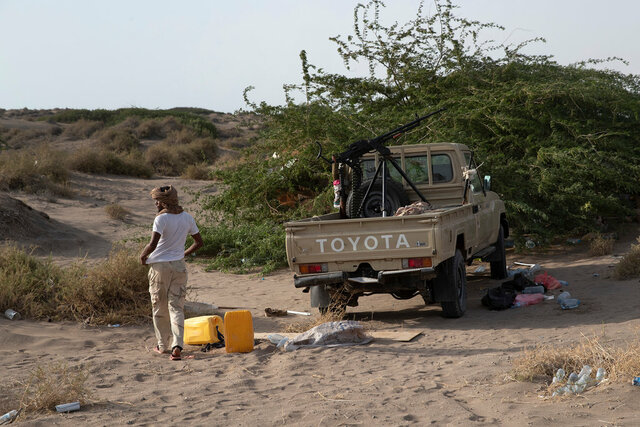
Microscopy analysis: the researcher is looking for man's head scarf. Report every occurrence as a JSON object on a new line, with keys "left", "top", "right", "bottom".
{"left": 150, "top": 185, "right": 184, "bottom": 215}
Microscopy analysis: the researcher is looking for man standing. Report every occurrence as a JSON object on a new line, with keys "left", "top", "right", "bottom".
{"left": 140, "top": 185, "right": 203, "bottom": 361}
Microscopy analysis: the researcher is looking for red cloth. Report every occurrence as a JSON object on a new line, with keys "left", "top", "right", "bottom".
{"left": 514, "top": 293, "right": 544, "bottom": 306}
{"left": 534, "top": 272, "right": 562, "bottom": 290}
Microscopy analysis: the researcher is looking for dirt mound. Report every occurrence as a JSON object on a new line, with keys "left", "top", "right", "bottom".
{"left": 0, "top": 193, "right": 53, "bottom": 240}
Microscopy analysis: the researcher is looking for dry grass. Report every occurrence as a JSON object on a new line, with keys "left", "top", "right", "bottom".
{"left": 104, "top": 203, "right": 130, "bottom": 221}
{"left": 0, "top": 127, "right": 61, "bottom": 148}
{"left": 0, "top": 244, "right": 151, "bottom": 325}
{"left": 511, "top": 333, "right": 640, "bottom": 386}
{"left": 283, "top": 291, "right": 349, "bottom": 334}
{"left": 96, "top": 128, "right": 140, "bottom": 152}
{"left": 614, "top": 237, "right": 640, "bottom": 279}
{"left": 588, "top": 235, "right": 615, "bottom": 256}
{"left": 67, "top": 148, "right": 153, "bottom": 178}
{"left": 166, "top": 128, "right": 197, "bottom": 145}
{"left": 19, "top": 363, "right": 90, "bottom": 414}
{"left": 182, "top": 163, "right": 211, "bottom": 180}
{"left": 0, "top": 145, "right": 71, "bottom": 196}
{"left": 283, "top": 309, "right": 346, "bottom": 334}
{"left": 145, "top": 137, "right": 217, "bottom": 176}
{"left": 61, "top": 119, "right": 103, "bottom": 140}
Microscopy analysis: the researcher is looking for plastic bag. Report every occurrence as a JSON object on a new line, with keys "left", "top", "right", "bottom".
{"left": 279, "top": 321, "right": 373, "bottom": 352}
{"left": 534, "top": 272, "right": 562, "bottom": 290}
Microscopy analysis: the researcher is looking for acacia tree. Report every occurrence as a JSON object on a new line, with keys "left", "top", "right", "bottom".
{"left": 200, "top": 0, "right": 640, "bottom": 271}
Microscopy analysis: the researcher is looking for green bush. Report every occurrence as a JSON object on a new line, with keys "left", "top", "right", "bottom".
{"left": 196, "top": 0, "right": 640, "bottom": 271}
{"left": 44, "top": 108, "right": 217, "bottom": 138}
{"left": 198, "top": 220, "right": 287, "bottom": 274}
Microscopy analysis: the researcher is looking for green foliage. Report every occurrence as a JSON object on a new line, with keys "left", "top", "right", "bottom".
{"left": 44, "top": 107, "right": 217, "bottom": 138}
{"left": 199, "top": 0, "right": 640, "bottom": 271}
{"left": 198, "top": 220, "right": 287, "bottom": 274}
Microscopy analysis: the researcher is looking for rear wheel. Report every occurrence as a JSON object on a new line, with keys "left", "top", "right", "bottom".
{"left": 439, "top": 250, "right": 467, "bottom": 318}
{"left": 490, "top": 225, "right": 508, "bottom": 280}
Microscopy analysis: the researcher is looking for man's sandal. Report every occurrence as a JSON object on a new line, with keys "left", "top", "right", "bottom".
{"left": 153, "top": 345, "right": 169, "bottom": 355}
{"left": 170, "top": 346, "right": 182, "bottom": 361}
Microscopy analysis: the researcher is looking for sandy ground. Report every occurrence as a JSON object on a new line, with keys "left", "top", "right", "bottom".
{"left": 2, "top": 173, "right": 640, "bottom": 426}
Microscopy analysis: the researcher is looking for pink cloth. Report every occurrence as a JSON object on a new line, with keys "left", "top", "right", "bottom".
{"left": 534, "top": 272, "right": 562, "bottom": 290}
{"left": 514, "top": 293, "right": 544, "bottom": 306}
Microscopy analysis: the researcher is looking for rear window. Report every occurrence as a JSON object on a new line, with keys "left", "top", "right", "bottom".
{"left": 361, "top": 158, "right": 402, "bottom": 183}
{"left": 431, "top": 154, "right": 453, "bottom": 183}
{"left": 405, "top": 155, "right": 429, "bottom": 184}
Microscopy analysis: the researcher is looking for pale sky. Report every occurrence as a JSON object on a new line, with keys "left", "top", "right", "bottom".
{"left": 1, "top": 1, "right": 638, "bottom": 113}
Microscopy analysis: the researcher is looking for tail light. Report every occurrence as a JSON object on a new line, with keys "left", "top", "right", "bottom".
{"left": 402, "top": 257, "right": 432, "bottom": 269}
{"left": 299, "top": 263, "right": 328, "bottom": 274}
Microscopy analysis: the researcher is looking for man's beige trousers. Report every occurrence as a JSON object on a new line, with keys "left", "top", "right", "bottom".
{"left": 148, "top": 260, "right": 187, "bottom": 351}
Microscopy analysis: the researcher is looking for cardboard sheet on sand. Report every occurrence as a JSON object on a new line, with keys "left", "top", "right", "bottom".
{"left": 254, "top": 329, "right": 422, "bottom": 342}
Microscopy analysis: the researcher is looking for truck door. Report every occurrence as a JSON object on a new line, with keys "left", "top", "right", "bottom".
{"left": 464, "top": 153, "right": 494, "bottom": 248}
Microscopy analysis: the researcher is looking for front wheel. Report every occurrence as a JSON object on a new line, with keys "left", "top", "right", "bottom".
{"left": 439, "top": 250, "right": 467, "bottom": 318}
{"left": 490, "top": 225, "right": 508, "bottom": 280}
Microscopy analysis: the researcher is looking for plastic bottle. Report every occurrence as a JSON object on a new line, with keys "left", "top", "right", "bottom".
{"left": 596, "top": 368, "right": 606, "bottom": 382}
{"left": 525, "top": 239, "right": 535, "bottom": 249}
{"left": 558, "top": 280, "right": 569, "bottom": 286}
{"left": 557, "top": 291, "right": 571, "bottom": 304}
{"left": 522, "top": 285, "right": 545, "bottom": 294}
{"left": 560, "top": 299, "right": 580, "bottom": 309}
{"left": 578, "top": 365, "right": 592, "bottom": 378}
{"left": 332, "top": 180, "right": 341, "bottom": 208}
{"left": 552, "top": 368, "right": 565, "bottom": 384}
{"left": 632, "top": 377, "right": 640, "bottom": 386}
{"left": 567, "top": 372, "right": 579, "bottom": 384}
{"left": 0, "top": 410, "right": 18, "bottom": 424}
{"left": 55, "top": 402, "right": 80, "bottom": 413}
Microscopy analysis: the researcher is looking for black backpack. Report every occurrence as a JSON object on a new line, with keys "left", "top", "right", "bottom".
{"left": 500, "top": 272, "right": 533, "bottom": 292}
{"left": 481, "top": 286, "right": 517, "bottom": 310}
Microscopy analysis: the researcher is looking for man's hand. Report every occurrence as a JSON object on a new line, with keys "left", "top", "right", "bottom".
{"left": 184, "top": 233, "right": 204, "bottom": 258}
{"left": 140, "top": 231, "right": 162, "bottom": 265}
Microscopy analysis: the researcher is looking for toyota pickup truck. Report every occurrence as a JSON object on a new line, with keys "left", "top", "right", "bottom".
{"left": 284, "top": 142, "right": 508, "bottom": 318}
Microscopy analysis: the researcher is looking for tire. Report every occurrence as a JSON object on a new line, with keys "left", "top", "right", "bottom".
{"left": 490, "top": 225, "right": 508, "bottom": 280}
{"left": 439, "top": 250, "right": 467, "bottom": 318}
{"left": 346, "top": 179, "right": 408, "bottom": 218}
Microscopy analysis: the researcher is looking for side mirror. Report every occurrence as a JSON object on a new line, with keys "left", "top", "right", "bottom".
{"left": 483, "top": 175, "right": 491, "bottom": 191}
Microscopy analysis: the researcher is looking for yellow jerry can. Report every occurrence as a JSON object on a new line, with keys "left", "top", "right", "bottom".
{"left": 223, "top": 310, "right": 254, "bottom": 353}
{"left": 184, "top": 315, "right": 223, "bottom": 345}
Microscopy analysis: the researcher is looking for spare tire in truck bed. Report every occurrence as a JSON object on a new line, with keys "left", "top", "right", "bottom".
{"left": 346, "top": 179, "right": 409, "bottom": 218}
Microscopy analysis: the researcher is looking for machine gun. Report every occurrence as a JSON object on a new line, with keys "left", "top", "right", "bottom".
{"left": 316, "top": 108, "right": 445, "bottom": 218}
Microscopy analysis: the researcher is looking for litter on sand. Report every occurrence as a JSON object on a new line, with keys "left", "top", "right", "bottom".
{"left": 264, "top": 308, "right": 312, "bottom": 317}
{"left": 256, "top": 329, "right": 422, "bottom": 343}
{"left": 262, "top": 321, "right": 373, "bottom": 351}
{"left": 551, "top": 366, "right": 606, "bottom": 396}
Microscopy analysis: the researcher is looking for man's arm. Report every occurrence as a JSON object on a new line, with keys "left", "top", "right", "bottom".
{"left": 184, "top": 232, "right": 203, "bottom": 258}
{"left": 140, "top": 231, "right": 161, "bottom": 265}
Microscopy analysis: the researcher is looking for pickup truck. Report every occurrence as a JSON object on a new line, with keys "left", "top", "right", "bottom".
{"left": 284, "top": 142, "right": 508, "bottom": 318}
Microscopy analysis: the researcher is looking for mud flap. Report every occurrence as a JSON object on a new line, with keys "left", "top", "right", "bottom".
{"left": 310, "top": 285, "right": 331, "bottom": 308}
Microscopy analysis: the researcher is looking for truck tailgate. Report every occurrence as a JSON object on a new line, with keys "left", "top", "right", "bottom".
{"left": 286, "top": 214, "right": 438, "bottom": 266}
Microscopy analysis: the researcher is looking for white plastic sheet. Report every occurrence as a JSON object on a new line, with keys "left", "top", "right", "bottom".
{"left": 269, "top": 321, "right": 373, "bottom": 352}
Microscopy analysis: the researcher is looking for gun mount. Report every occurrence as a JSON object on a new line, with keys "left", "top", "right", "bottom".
{"left": 317, "top": 108, "right": 445, "bottom": 218}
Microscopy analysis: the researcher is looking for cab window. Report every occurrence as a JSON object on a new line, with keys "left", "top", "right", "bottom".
{"left": 361, "top": 158, "right": 402, "bottom": 182}
{"left": 431, "top": 154, "right": 453, "bottom": 183}
{"left": 405, "top": 155, "right": 429, "bottom": 184}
